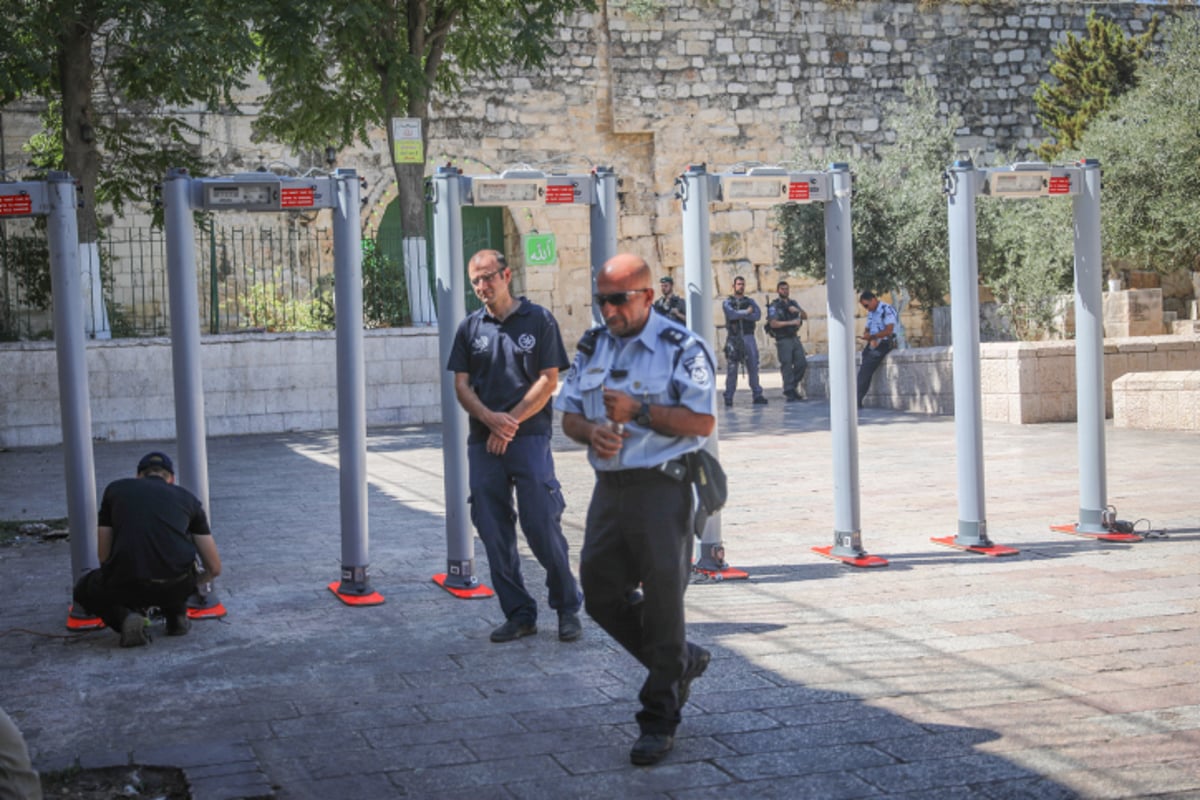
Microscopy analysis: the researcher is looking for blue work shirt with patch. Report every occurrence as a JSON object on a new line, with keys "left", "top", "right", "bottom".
{"left": 554, "top": 311, "right": 717, "bottom": 471}
{"left": 447, "top": 298, "right": 570, "bottom": 445}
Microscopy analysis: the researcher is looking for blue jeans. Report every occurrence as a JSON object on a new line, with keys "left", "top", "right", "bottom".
{"left": 468, "top": 435, "right": 581, "bottom": 623}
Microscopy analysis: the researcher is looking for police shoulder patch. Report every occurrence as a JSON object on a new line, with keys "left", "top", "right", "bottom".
{"left": 684, "top": 353, "right": 712, "bottom": 387}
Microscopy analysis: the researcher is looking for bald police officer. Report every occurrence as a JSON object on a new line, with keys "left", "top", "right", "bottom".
{"left": 556, "top": 253, "right": 716, "bottom": 767}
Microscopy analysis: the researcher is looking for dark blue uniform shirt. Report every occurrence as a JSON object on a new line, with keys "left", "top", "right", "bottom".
{"left": 447, "top": 297, "right": 570, "bottom": 445}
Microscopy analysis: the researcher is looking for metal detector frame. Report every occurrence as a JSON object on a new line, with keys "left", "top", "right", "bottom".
{"left": 677, "top": 163, "right": 888, "bottom": 572}
{"left": 944, "top": 159, "right": 1137, "bottom": 544}
{"left": 427, "top": 165, "right": 619, "bottom": 597}
{"left": 1, "top": 174, "right": 105, "bottom": 627}
{"left": 162, "top": 168, "right": 385, "bottom": 607}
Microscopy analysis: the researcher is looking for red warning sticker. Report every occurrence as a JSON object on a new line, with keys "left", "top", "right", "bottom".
{"left": 280, "top": 187, "right": 315, "bottom": 208}
{"left": 0, "top": 193, "right": 33, "bottom": 216}
{"left": 1048, "top": 176, "right": 1071, "bottom": 195}
{"left": 788, "top": 182, "right": 810, "bottom": 201}
{"left": 545, "top": 184, "right": 575, "bottom": 204}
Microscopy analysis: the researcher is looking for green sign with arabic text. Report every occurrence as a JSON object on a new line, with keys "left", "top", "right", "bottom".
{"left": 524, "top": 233, "right": 557, "bottom": 266}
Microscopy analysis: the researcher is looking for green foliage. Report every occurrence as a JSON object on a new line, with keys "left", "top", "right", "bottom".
{"left": 0, "top": 0, "right": 260, "bottom": 210}
{"left": 1068, "top": 15, "right": 1200, "bottom": 274}
{"left": 975, "top": 194, "right": 1075, "bottom": 339}
{"left": 251, "top": 0, "right": 598, "bottom": 152}
{"left": 230, "top": 269, "right": 335, "bottom": 333}
{"left": 361, "top": 239, "right": 410, "bottom": 328}
{"left": 777, "top": 80, "right": 959, "bottom": 312}
{"left": 0, "top": 228, "right": 52, "bottom": 310}
{"left": 1034, "top": 12, "right": 1158, "bottom": 161}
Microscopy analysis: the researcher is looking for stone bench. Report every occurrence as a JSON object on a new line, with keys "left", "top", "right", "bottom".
{"left": 1112, "top": 370, "right": 1200, "bottom": 432}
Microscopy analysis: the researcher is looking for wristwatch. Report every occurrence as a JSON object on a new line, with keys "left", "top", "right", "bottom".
{"left": 635, "top": 401, "right": 652, "bottom": 427}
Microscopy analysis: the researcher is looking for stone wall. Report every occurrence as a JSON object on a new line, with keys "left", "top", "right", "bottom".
{"left": 0, "top": 1, "right": 1169, "bottom": 354}
{"left": 0, "top": 329, "right": 441, "bottom": 448}
{"left": 1113, "top": 370, "right": 1200, "bottom": 431}
{"left": 804, "top": 333, "right": 1200, "bottom": 424}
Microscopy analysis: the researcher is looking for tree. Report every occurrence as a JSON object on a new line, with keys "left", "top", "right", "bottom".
{"left": 251, "top": 0, "right": 596, "bottom": 243}
{"left": 1034, "top": 11, "right": 1158, "bottom": 161}
{"left": 0, "top": 1, "right": 260, "bottom": 242}
{"left": 1070, "top": 14, "right": 1200, "bottom": 274}
{"left": 777, "top": 80, "right": 959, "bottom": 314}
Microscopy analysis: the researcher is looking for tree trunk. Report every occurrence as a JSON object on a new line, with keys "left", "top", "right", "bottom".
{"left": 57, "top": 18, "right": 100, "bottom": 246}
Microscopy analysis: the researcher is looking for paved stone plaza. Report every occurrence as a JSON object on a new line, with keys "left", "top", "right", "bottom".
{"left": 1, "top": 379, "right": 1198, "bottom": 799}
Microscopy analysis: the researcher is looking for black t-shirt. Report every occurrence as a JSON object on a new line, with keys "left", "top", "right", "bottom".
{"left": 446, "top": 298, "right": 570, "bottom": 444}
{"left": 98, "top": 475, "right": 211, "bottom": 583}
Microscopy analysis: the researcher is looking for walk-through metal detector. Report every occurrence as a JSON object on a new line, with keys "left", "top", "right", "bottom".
{"left": 428, "top": 165, "right": 618, "bottom": 597}
{"left": 678, "top": 164, "right": 887, "bottom": 572}
{"left": 944, "top": 159, "right": 1140, "bottom": 544}
{"left": 0, "top": 173, "right": 103, "bottom": 628}
{"left": 163, "top": 167, "right": 385, "bottom": 609}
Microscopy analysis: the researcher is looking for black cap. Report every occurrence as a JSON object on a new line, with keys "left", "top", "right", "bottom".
{"left": 660, "top": 276, "right": 674, "bottom": 284}
{"left": 137, "top": 452, "right": 174, "bottom": 475}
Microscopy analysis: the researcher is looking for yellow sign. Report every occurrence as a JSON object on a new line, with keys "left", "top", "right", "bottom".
{"left": 391, "top": 118, "right": 424, "bottom": 165}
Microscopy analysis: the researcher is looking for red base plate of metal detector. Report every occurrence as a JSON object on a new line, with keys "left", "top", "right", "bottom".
{"left": 327, "top": 581, "right": 386, "bottom": 606}
{"left": 432, "top": 573, "right": 495, "bottom": 599}
{"left": 692, "top": 566, "right": 750, "bottom": 581}
{"left": 187, "top": 603, "right": 228, "bottom": 619}
{"left": 930, "top": 536, "right": 1020, "bottom": 557}
{"left": 1050, "top": 523, "right": 1142, "bottom": 543}
{"left": 811, "top": 545, "right": 889, "bottom": 567}
{"left": 66, "top": 605, "right": 104, "bottom": 631}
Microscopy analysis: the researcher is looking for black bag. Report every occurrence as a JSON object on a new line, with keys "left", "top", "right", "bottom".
{"left": 687, "top": 448, "right": 728, "bottom": 537}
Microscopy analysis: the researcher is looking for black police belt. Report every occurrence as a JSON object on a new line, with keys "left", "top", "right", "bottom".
{"left": 599, "top": 459, "right": 688, "bottom": 487}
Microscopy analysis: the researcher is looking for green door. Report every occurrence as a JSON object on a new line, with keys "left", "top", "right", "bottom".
{"left": 419, "top": 203, "right": 506, "bottom": 313}
{"left": 377, "top": 199, "right": 506, "bottom": 315}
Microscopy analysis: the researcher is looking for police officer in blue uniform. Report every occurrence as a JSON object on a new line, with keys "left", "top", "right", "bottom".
{"left": 447, "top": 250, "right": 583, "bottom": 644}
{"left": 556, "top": 253, "right": 716, "bottom": 766}
{"left": 857, "top": 290, "right": 899, "bottom": 408}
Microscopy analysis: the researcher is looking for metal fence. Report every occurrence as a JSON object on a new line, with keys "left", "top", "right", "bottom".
{"left": 0, "top": 222, "right": 427, "bottom": 340}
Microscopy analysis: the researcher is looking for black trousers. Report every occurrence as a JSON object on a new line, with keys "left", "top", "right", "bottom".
{"left": 580, "top": 467, "right": 695, "bottom": 735}
{"left": 73, "top": 568, "right": 196, "bottom": 633}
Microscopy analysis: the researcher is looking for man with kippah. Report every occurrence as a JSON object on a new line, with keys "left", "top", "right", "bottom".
{"left": 73, "top": 451, "right": 222, "bottom": 647}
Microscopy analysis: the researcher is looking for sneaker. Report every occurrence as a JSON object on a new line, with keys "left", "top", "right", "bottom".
{"left": 490, "top": 618, "right": 537, "bottom": 643}
{"left": 558, "top": 612, "right": 583, "bottom": 642}
{"left": 166, "top": 612, "right": 191, "bottom": 637}
{"left": 679, "top": 645, "right": 711, "bottom": 708}
{"left": 752, "top": 396, "right": 768, "bottom": 405}
{"left": 630, "top": 732, "right": 674, "bottom": 766}
{"left": 119, "top": 612, "right": 149, "bottom": 648}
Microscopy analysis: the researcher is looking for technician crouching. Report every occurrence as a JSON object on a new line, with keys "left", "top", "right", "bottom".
{"left": 73, "top": 452, "right": 221, "bottom": 647}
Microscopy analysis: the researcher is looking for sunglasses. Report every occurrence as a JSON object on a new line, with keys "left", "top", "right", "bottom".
{"left": 594, "top": 289, "right": 651, "bottom": 307}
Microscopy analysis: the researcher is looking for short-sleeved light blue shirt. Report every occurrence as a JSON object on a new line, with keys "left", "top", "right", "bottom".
{"left": 555, "top": 311, "right": 717, "bottom": 471}
{"left": 866, "top": 300, "right": 898, "bottom": 337}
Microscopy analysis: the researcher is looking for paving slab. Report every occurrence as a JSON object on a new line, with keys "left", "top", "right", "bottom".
{"left": 2, "top": 374, "right": 1198, "bottom": 798}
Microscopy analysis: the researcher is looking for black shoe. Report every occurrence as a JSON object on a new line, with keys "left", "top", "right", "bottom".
{"left": 752, "top": 396, "right": 768, "bottom": 405}
{"left": 679, "top": 646, "right": 711, "bottom": 708}
{"left": 785, "top": 391, "right": 802, "bottom": 402}
{"left": 490, "top": 618, "right": 537, "bottom": 643}
{"left": 119, "top": 612, "right": 149, "bottom": 648}
{"left": 558, "top": 612, "right": 583, "bottom": 642}
{"left": 166, "top": 612, "right": 191, "bottom": 637}
{"left": 723, "top": 397, "right": 733, "bottom": 408}
{"left": 630, "top": 732, "right": 674, "bottom": 766}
